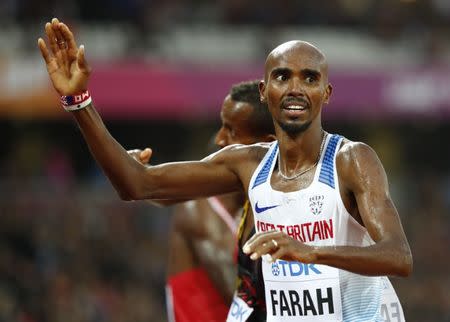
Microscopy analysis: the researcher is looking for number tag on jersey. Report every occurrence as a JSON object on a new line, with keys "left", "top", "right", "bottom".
{"left": 262, "top": 259, "right": 343, "bottom": 321}
{"left": 227, "top": 293, "right": 254, "bottom": 322}
{"left": 380, "top": 277, "right": 405, "bottom": 322}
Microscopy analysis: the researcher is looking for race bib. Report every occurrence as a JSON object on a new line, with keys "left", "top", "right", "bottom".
{"left": 380, "top": 277, "right": 405, "bottom": 322}
{"left": 262, "top": 259, "right": 343, "bottom": 322}
{"left": 227, "top": 293, "right": 254, "bottom": 322}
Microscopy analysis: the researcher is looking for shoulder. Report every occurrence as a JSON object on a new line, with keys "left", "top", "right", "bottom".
{"left": 336, "top": 138, "right": 379, "bottom": 167}
{"left": 335, "top": 137, "right": 386, "bottom": 191}
{"left": 204, "top": 142, "right": 273, "bottom": 165}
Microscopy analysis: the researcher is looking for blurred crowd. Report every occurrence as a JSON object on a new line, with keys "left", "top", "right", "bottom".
{"left": 2, "top": 0, "right": 449, "bottom": 32}
{"left": 0, "top": 141, "right": 170, "bottom": 322}
{"left": 0, "top": 120, "right": 449, "bottom": 322}
{"left": 1, "top": 0, "right": 449, "bottom": 52}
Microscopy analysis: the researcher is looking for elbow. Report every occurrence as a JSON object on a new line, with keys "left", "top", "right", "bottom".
{"left": 118, "top": 190, "right": 135, "bottom": 201}
{"left": 394, "top": 249, "right": 413, "bottom": 277}
{"left": 399, "top": 252, "right": 413, "bottom": 277}
{"left": 115, "top": 182, "right": 149, "bottom": 201}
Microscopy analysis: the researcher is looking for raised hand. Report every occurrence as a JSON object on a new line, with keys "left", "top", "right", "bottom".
{"left": 38, "top": 18, "right": 91, "bottom": 96}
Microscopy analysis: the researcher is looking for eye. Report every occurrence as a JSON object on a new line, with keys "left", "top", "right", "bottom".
{"left": 305, "top": 76, "right": 317, "bottom": 83}
{"left": 275, "top": 73, "right": 288, "bottom": 82}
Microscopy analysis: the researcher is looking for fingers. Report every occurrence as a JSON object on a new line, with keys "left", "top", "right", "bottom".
{"left": 52, "top": 18, "right": 65, "bottom": 46}
{"left": 243, "top": 231, "right": 285, "bottom": 260}
{"left": 249, "top": 239, "right": 279, "bottom": 260}
{"left": 243, "top": 230, "right": 282, "bottom": 253}
{"left": 51, "top": 18, "right": 70, "bottom": 63}
{"left": 77, "top": 45, "right": 91, "bottom": 74}
{"left": 269, "top": 247, "right": 287, "bottom": 262}
{"left": 45, "top": 22, "right": 59, "bottom": 55}
{"left": 139, "top": 148, "right": 152, "bottom": 164}
{"left": 37, "top": 38, "right": 51, "bottom": 64}
{"left": 59, "top": 22, "right": 78, "bottom": 54}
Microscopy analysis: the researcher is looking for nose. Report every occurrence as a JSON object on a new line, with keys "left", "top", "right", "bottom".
{"left": 287, "top": 76, "right": 304, "bottom": 97}
{"left": 214, "top": 128, "right": 227, "bottom": 148}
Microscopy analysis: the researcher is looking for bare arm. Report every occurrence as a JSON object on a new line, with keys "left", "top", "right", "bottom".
{"left": 311, "top": 142, "right": 413, "bottom": 276}
{"left": 244, "top": 142, "right": 412, "bottom": 277}
{"left": 127, "top": 148, "right": 195, "bottom": 206}
{"left": 38, "top": 18, "right": 242, "bottom": 201}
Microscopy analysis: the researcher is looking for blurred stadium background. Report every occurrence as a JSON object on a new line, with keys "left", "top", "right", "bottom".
{"left": 0, "top": 0, "right": 449, "bottom": 321}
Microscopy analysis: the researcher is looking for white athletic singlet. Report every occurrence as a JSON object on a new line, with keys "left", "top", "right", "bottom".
{"left": 248, "top": 134, "right": 404, "bottom": 322}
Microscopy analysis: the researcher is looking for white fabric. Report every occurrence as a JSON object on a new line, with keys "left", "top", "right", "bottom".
{"left": 247, "top": 134, "right": 401, "bottom": 322}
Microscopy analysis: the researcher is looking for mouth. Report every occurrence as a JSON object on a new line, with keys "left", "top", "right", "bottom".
{"left": 284, "top": 104, "right": 307, "bottom": 111}
{"left": 281, "top": 101, "right": 309, "bottom": 118}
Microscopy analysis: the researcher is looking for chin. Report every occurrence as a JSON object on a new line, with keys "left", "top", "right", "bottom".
{"left": 278, "top": 120, "right": 312, "bottom": 135}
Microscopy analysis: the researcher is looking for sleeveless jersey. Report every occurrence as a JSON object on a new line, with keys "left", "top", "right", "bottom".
{"left": 248, "top": 134, "right": 387, "bottom": 322}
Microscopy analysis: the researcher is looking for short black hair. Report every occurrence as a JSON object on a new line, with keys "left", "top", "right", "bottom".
{"left": 230, "top": 80, "right": 275, "bottom": 137}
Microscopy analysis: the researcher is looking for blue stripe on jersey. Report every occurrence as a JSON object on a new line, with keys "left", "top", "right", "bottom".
{"left": 341, "top": 274, "right": 383, "bottom": 322}
{"left": 251, "top": 143, "right": 278, "bottom": 189}
{"left": 318, "top": 134, "right": 341, "bottom": 189}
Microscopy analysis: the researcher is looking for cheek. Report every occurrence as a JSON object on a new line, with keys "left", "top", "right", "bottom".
{"left": 267, "top": 84, "right": 283, "bottom": 101}
{"left": 310, "top": 89, "right": 326, "bottom": 103}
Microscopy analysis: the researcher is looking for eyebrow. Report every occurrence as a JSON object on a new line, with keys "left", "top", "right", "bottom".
{"left": 270, "top": 67, "right": 321, "bottom": 78}
{"left": 270, "top": 67, "right": 290, "bottom": 77}
{"left": 302, "top": 68, "right": 321, "bottom": 78}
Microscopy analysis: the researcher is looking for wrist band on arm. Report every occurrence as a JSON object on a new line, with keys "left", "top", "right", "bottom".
{"left": 61, "top": 90, "right": 92, "bottom": 111}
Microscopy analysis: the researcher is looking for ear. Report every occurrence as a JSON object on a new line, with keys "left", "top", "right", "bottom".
{"left": 259, "top": 80, "right": 266, "bottom": 102}
{"left": 324, "top": 83, "right": 333, "bottom": 104}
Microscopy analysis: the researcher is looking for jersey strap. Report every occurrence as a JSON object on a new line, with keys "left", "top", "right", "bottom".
{"left": 251, "top": 142, "right": 278, "bottom": 189}
{"left": 318, "top": 134, "right": 342, "bottom": 189}
{"left": 208, "top": 196, "right": 238, "bottom": 235}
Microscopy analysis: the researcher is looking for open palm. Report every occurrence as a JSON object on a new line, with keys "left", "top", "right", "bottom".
{"left": 38, "top": 18, "right": 91, "bottom": 96}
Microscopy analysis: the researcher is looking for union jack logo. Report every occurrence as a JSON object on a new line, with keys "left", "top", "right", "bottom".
{"left": 309, "top": 195, "right": 324, "bottom": 215}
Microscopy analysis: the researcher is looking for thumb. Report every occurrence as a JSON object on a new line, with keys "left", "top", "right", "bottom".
{"left": 77, "top": 45, "right": 91, "bottom": 74}
{"left": 140, "top": 148, "right": 152, "bottom": 164}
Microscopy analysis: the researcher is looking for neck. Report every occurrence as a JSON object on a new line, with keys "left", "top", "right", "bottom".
{"left": 277, "top": 127, "right": 326, "bottom": 179}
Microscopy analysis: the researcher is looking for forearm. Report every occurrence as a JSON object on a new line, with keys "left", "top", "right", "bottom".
{"left": 72, "top": 104, "right": 145, "bottom": 200}
{"left": 312, "top": 241, "right": 412, "bottom": 277}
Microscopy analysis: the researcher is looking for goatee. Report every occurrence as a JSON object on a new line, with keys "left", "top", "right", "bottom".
{"left": 277, "top": 120, "right": 312, "bottom": 136}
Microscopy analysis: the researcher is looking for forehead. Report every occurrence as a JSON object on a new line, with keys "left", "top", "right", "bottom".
{"left": 266, "top": 44, "right": 325, "bottom": 75}
{"left": 221, "top": 96, "right": 253, "bottom": 123}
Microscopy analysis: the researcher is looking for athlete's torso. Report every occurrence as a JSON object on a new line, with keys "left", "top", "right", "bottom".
{"left": 247, "top": 134, "right": 384, "bottom": 322}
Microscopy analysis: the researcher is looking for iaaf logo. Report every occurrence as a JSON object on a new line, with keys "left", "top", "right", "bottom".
{"left": 271, "top": 260, "right": 322, "bottom": 277}
{"left": 309, "top": 195, "right": 324, "bottom": 215}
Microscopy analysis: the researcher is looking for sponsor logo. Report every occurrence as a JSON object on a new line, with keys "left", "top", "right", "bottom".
{"left": 255, "top": 201, "right": 280, "bottom": 214}
{"left": 271, "top": 260, "right": 322, "bottom": 277}
{"left": 227, "top": 295, "right": 254, "bottom": 322}
{"left": 229, "top": 299, "right": 249, "bottom": 322}
{"left": 309, "top": 195, "right": 324, "bottom": 215}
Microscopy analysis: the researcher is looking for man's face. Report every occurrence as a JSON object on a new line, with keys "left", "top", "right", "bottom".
{"left": 260, "top": 44, "right": 331, "bottom": 135}
{"left": 215, "top": 95, "right": 260, "bottom": 148}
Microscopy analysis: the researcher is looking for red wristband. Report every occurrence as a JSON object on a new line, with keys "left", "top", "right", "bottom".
{"left": 61, "top": 90, "right": 92, "bottom": 111}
